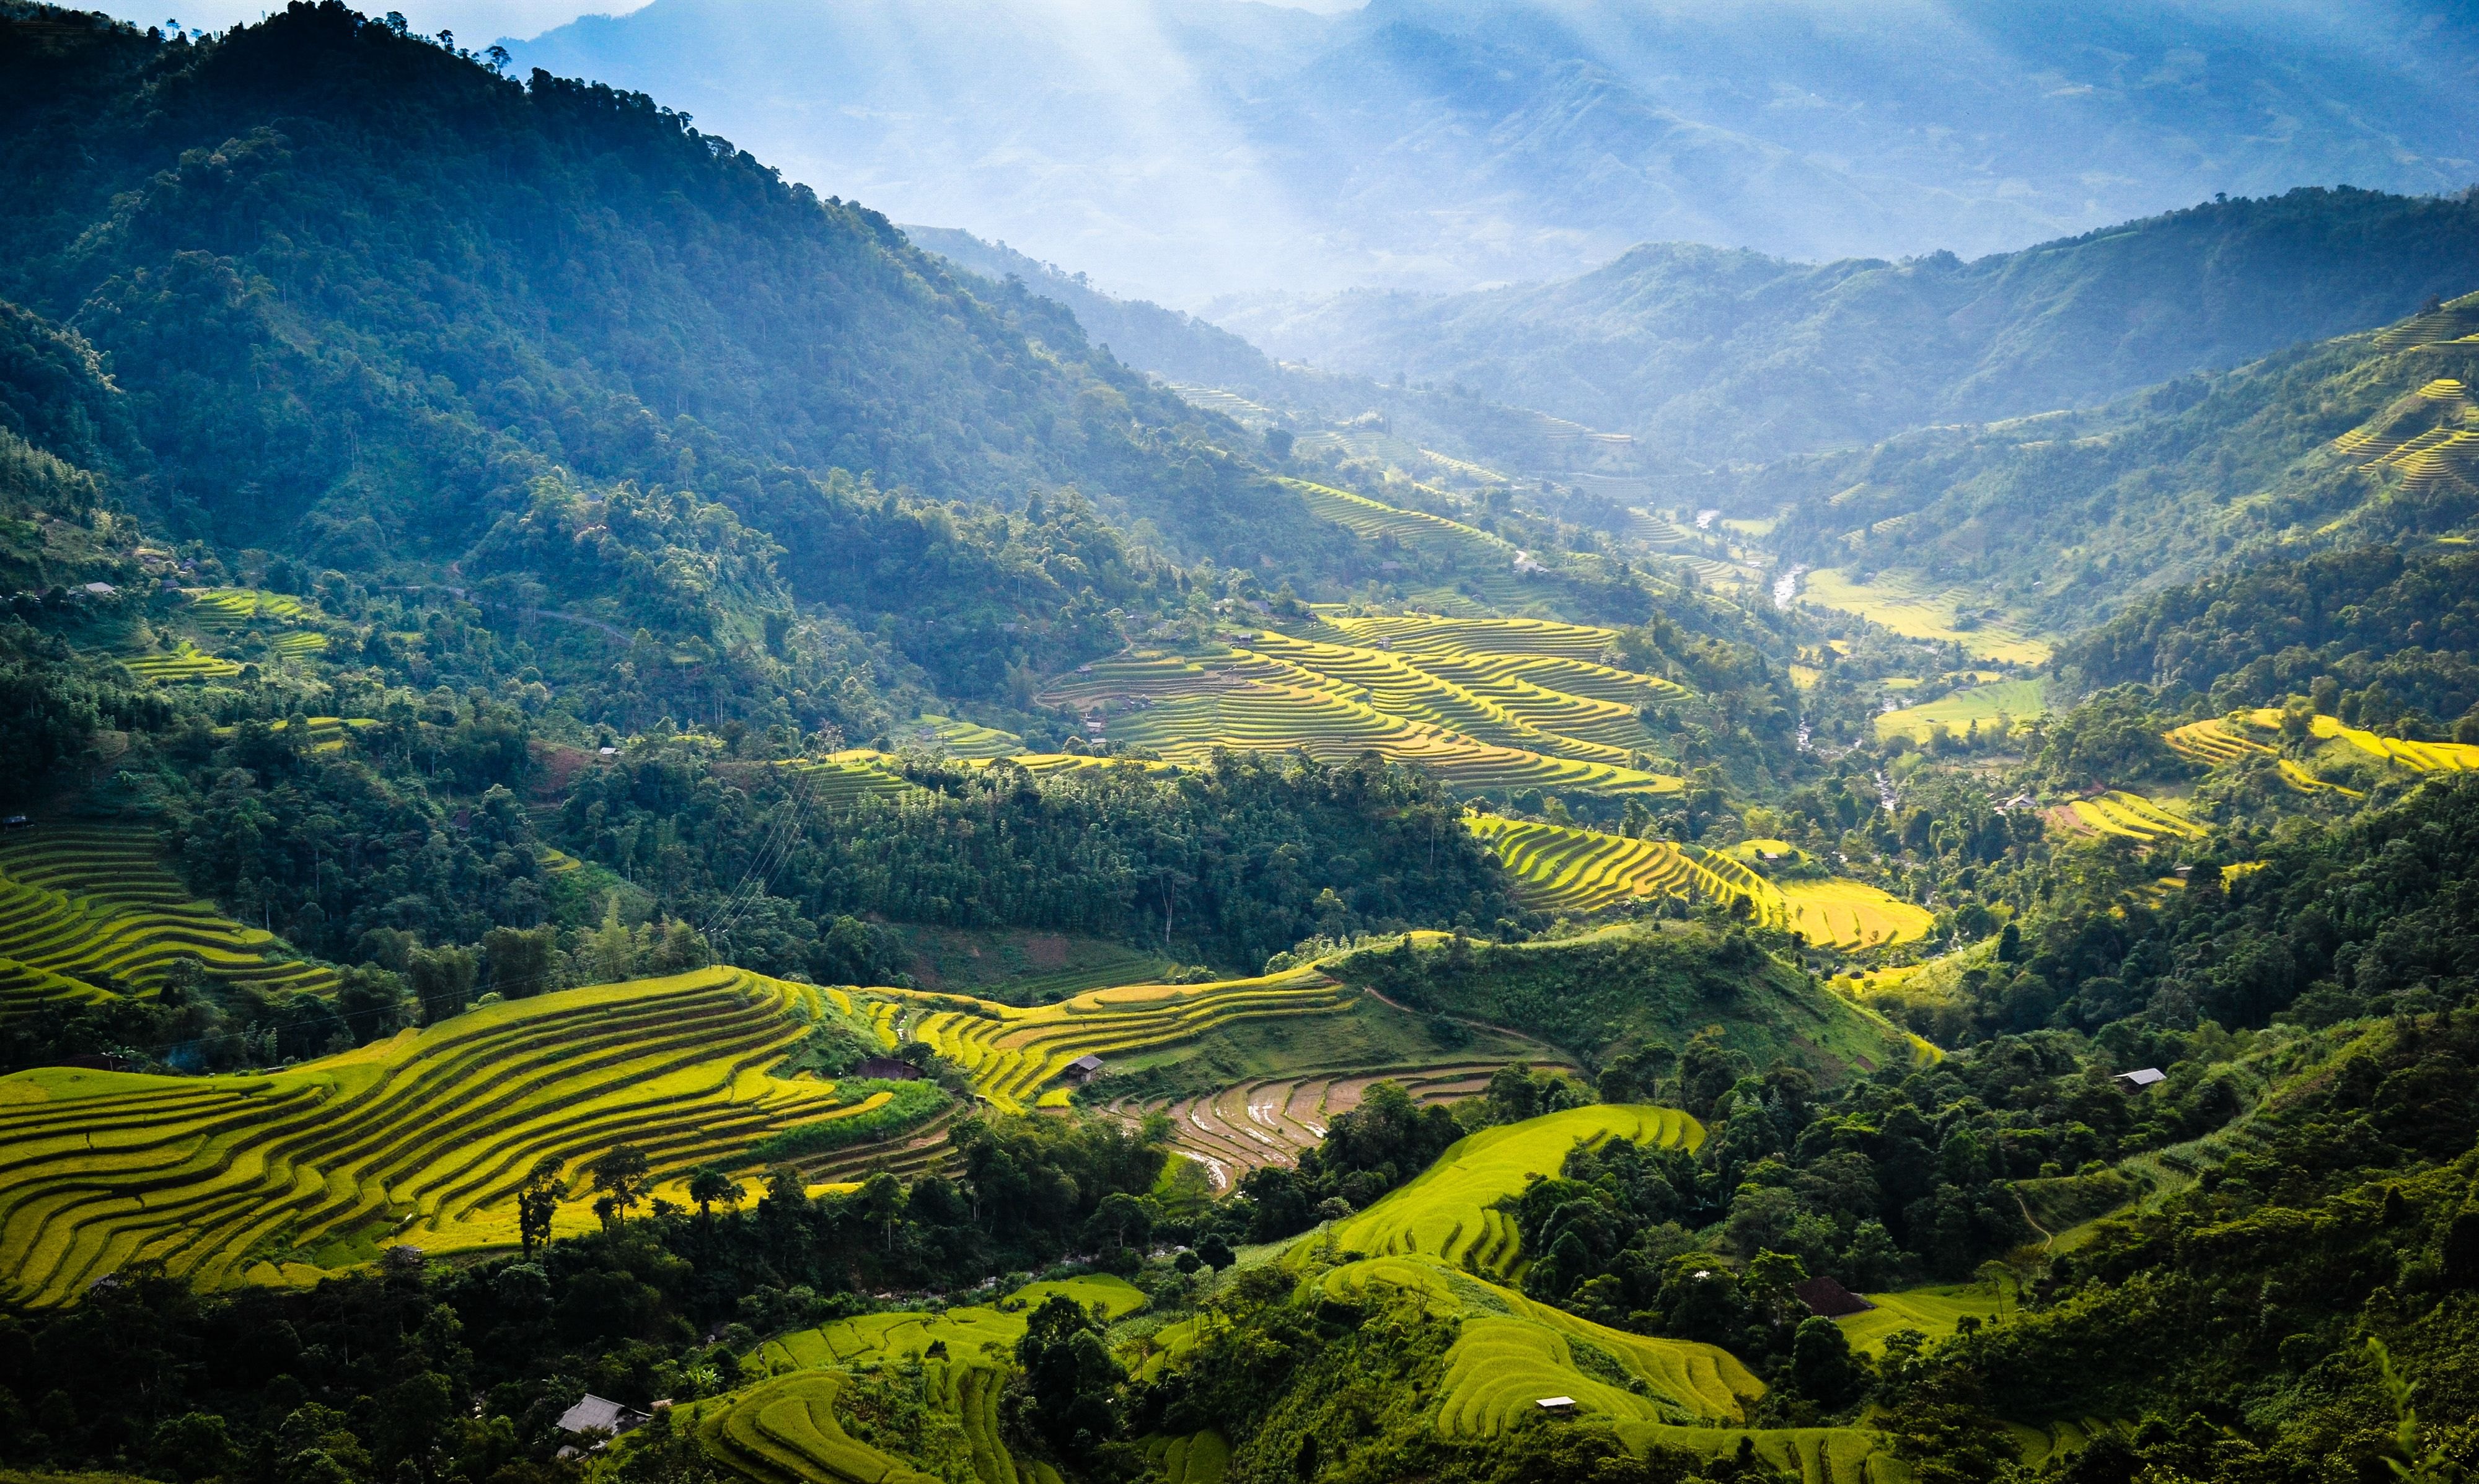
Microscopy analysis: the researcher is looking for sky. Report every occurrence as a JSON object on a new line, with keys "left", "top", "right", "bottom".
{"left": 89, "top": 0, "right": 650, "bottom": 46}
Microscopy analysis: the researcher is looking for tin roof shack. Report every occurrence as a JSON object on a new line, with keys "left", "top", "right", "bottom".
{"left": 1793, "top": 1275, "right": 1878, "bottom": 1318}
{"left": 2114, "top": 1068, "right": 2167, "bottom": 1089}
{"left": 555, "top": 1395, "right": 661, "bottom": 1456}
{"left": 1062, "top": 1053, "right": 1105, "bottom": 1086}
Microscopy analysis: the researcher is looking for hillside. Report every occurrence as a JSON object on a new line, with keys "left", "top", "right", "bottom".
{"left": 904, "top": 226, "right": 1287, "bottom": 399}
{"left": 1328, "top": 921, "right": 1926, "bottom": 1079}
{"left": 1222, "top": 188, "right": 2479, "bottom": 464}
{"left": 1761, "top": 292, "right": 2479, "bottom": 630}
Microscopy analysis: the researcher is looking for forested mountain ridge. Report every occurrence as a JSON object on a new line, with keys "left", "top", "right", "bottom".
{"left": 0, "top": 1, "right": 1367, "bottom": 708}
{"left": 1220, "top": 187, "right": 2479, "bottom": 465}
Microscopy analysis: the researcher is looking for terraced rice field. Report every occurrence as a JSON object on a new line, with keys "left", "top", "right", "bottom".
{"left": 2333, "top": 376, "right": 2479, "bottom": 495}
{"left": 1774, "top": 879, "right": 1935, "bottom": 951}
{"left": 1310, "top": 1252, "right": 1758, "bottom": 1429}
{"left": 1041, "top": 618, "right": 1686, "bottom": 799}
{"left": 1144, "top": 1431, "right": 1231, "bottom": 1484}
{"left": 900, "top": 969, "right": 1363, "bottom": 1114}
{"left": 2240, "top": 709, "right": 2479, "bottom": 774}
{"left": 1106, "top": 1061, "right": 1520, "bottom": 1192}
{"left": 777, "top": 753, "right": 930, "bottom": 809}
{"left": 1795, "top": 569, "right": 2052, "bottom": 665}
{"left": 185, "top": 588, "right": 313, "bottom": 628}
{"left": 1284, "top": 480, "right": 1548, "bottom": 605}
{"left": 0, "top": 824, "right": 338, "bottom": 1012}
{"left": 710, "top": 1276, "right": 1140, "bottom": 1484}
{"left": 1874, "top": 679, "right": 2046, "bottom": 744}
{"left": 1837, "top": 1284, "right": 2010, "bottom": 1355}
{"left": 1331, "top": 1104, "right": 1702, "bottom": 1276}
{"left": 2162, "top": 718, "right": 2358, "bottom": 794}
{"left": 2050, "top": 791, "right": 2205, "bottom": 843}
{"left": 1468, "top": 815, "right": 1929, "bottom": 949}
{"left": 120, "top": 641, "right": 244, "bottom": 682}
{"left": 0, "top": 968, "right": 880, "bottom": 1302}
{"left": 890, "top": 715, "right": 1023, "bottom": 759}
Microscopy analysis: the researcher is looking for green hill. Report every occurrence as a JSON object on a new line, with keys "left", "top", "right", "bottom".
{"left": 1761, "top": 292, "right": 2479, "bottom": 631}
{"left": 1328, "top": 924, "right": 1927, "bottom": 1080}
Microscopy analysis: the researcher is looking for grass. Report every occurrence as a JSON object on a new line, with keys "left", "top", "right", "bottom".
{"left": 1330, "top": 1104, "right": 1702, "bottom": 1276}
{"left": 0, "top": 968, "right": 884, "bottom": 1302}
{"left": 1796, "top": 569, "right": 2053, "bottom": 665}
{"left": 0, "top": 823, "right": 338, "bottom": 1014}
{"left": 1039, "top": 618, "right": 1688, "bottom": 799}
{"left": 1874, "top": 679, "right": 2046, "bottom": 744}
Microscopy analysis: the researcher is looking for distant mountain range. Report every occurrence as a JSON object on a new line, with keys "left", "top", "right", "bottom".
{"left": 1218, "top": 187, "right": 2479, "bottom": 463}
{"left": 508, "top": 0, "right": 2479, "bottom": 305}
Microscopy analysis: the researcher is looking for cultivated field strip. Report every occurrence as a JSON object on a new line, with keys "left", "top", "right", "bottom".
{"left": 1042, "top": 617, "right": 1688, "bottom": 798}
{"left": 2163, "top": 719, "right": 2358, "bottom": 794}
{"left": 902, "top": 970, "right": 1360, "bottom": 1113}
{"left": 1331, "top": 1104, "right": 1703, "bottom": 1277}
{"left": 1107, "top": 1061, "right": 1517, "bottom": 1188}
{"left": 0, "top": 825, "right": 338, "bottom": 1011}
{"left": 715, "top": 1278, "right": 1138, "bottom": 1484}
{"left": 2051, "top": 791, "right": 2206, "bottom": 843}
{"left": 0, "top": 968, "right": 879, "bottom": 1302}
{"left": 1466, "top": 815, "right": 1930, "bottom": 949}
{"left": 775, "top": 752, "right": 930, "bottom": 809}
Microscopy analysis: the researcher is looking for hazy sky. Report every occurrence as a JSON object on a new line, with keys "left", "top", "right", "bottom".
{"left": 89, "top": 0, "right": 650, "bottom": 45}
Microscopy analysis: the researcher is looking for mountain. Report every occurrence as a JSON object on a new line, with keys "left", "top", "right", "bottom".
{"left": 506, "top": 0, "right": 2479, "bottom": 304}
{"left": 904, "top": 226, "right": 1288, "bottom": 397}
{"left": 0, "top": 2, "right": 1412, "bottom": 707}
{"left": 1218, "top": 187, "right": 2479, "bottom": 463}
{"left": 1741, "top": 291, "right": 2479, "bottom": 629}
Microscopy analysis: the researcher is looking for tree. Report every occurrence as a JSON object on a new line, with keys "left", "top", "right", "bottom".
{"left": 688, "top": 1166, "right": 744, "bottom": 1219}
{"left": 1010, "top": 1296, "right": 1122, "bottom": 1461}
{"left": 587, "top": 1145, "right": 651, "bottom": 1229}
{"left": 1790, "top": 1315, "right": 1865, "bottom": 1409}
{"left": 516, "top": 1156, "right": 562, "bottom": 1257}
{"left": 1197, "top": 1232, "right": 1235, "bottom": 1272}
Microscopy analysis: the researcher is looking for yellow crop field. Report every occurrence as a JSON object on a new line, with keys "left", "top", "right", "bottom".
{"left": 1774, "top": 879, "right": 1935, "bottom": 951}
{"left": 1796, "top": 569, "right": 2052, "bottom": 665}
{"left": 0, "top": 824, "right": 338, "bottom": 1012}
{"left": 1301, "top": 1253, "right": 1755, "bottom": 1428}
{"left": 889, "top": 714, "right": 1023, "bottom": 759}
{"left": 2333, "top": 376, "right": 2479, "bottom": 496}
{"left": 1330, "top": 1104, "right": 1702, "bottom": 1276}
{"left": 1041, "top": 617, "right": 1688, "bottom": 798}
{"left": 1874, "top": 679, "right": 2046, "bottom": 744}
{"left": 2052, "top": 791, "right": 2205, "bottom": 843}
{"left": 901, "top": 968, "right": 1361, "bottom": 1114}
{"left": 0, "top": 968, "right": 881, "bottom": 1303}
{"left": 2162, "top": 718, "right": 2358, "bottom": 795}
{"left": 1468, "top": 815, "right": 1929, "bottom": 949}
{"left": 120, "top": 641, "right": 244, "bottom": 682}
{"left": 2235, "top": 709, "right": 2479, "bottom": 775}
{"left": 701, "top": 1275, "right": 1140, "bottom": 1484}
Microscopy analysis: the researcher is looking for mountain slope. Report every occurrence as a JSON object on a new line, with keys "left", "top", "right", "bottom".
{"left": 508, "top": 0, "right": 2479, "bottom": 302}
{"left": 1745, "top": 292, "right": 2479, "bottom": 630}
{"left": 1220, "top": 188, "right": 2479, "bottom": 463}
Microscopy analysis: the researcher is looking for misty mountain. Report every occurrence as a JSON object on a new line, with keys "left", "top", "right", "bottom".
{"left": 1222, "top": 187, "right": 2479, "bottom": 463}
{"left": 509, "top": 0, "right": 2479, "bottom": 305}
{"left": 903, "top": 226, "right": 1286, "bottom": 396}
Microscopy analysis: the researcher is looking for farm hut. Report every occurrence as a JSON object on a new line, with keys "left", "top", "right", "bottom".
{"left": 1062, "top": 1053, "right": 1106, "bottom": 1086}
{"left": 2114, "top": 1068, "right": 2167, "bottom": 1089}
{"left": 855, "top": 1056, "right": 924, "bottom": 1081}
{"left": 556, "top": 1394, "right": 649, "bottom": 1444}
{"left": 1794, "top": 1276, "right": 1877, "bottom": 1318}
{"left": 1535, "top": 1397, "right": 1578, "bottom": 1416}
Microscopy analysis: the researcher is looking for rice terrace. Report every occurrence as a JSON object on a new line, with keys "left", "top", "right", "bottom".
{"left": 1, "top": 10, "right": 2475, "bottom": 1484}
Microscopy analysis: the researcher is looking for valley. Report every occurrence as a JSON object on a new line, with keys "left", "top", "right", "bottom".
{"left": 0, "top": 9, "right": 2475, "bottom": 1484}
